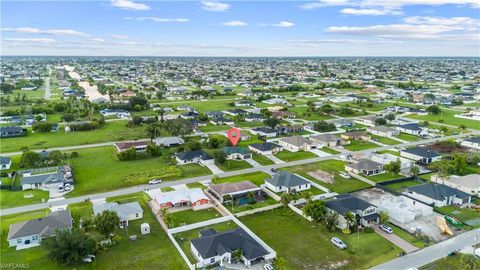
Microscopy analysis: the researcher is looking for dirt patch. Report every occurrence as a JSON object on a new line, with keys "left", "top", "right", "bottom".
{"left": 427, "top": 141, "right": 469, "bottom": 154}
{"left": 307, "top": 170, "right": 334, "bottom": 184}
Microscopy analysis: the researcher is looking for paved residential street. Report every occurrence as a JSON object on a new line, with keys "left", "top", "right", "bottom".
{"left": 44, "top": 67, "right": 51, "bottom": 100}
{"left": 371, "top": 228, "right": 480, "bottom": 270}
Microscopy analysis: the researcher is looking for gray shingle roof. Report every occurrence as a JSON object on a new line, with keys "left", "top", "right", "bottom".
{"left": 93, "top": 202, "right": 143, "bottom": 220}
{"left": 406, "top": 183, "right": 471, "bottom": 201}
{"left": 249, "top": 142, "right": 281, "bottom": 152}
{"left": 402, "top": 147, "right": 441, "bottom": 158}
{"left": 191, "top": 228, "right": 269, "bottom": 260}
{"left": 326, "top": 194, "right": 374, "bottom": 215}
{"left": 7, "top": 210, "right": 72, "bottom": 240}
{"left": 266, "top": 171, "right": 309, "bottom": 188}
{"left": 176, "top": 150, "right": 213, "bottom": 161}
{"left": 346, "top": 159, "right": 383, "bottom": 171}
{"left": 21, "top": 172, "right": 65, "bottom": 185}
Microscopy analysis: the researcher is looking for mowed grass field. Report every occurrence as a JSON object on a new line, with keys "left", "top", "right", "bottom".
{"left": 239, "top": 208, "right": 402, "bottom": 270}
{"left": 407, "top": 110, "right": 480, "bottom": 130}
{"left": 66, "top": 146, "right": 211, "bottom": 197}
{"left": 0, "top": 121, "right": 148, "bottom": 152}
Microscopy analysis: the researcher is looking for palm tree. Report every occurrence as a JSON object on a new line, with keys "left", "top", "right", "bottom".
{"left": 157, "top": 107, "right": 165, "bottom": 122}
{"left": 459, "top": 124, "right": 467, "bottom": 133}
{"left": 302, "top": 191, "right": 313, "bottom": 202}
{"left": 158, "top": 208, "right": 173, "bottom": 228}
{"left": 273, "top": 257, "right": 288, "bottom": 270}
{"left": 280, "top": 193, "right": 292, "bottom": 210}
{"left": 344, "top": 211, "right": 356, "bottom": 231}
{"left": 379, "top": 211, "right": 390, "bottom": 225}
{"left": 439, "top": 126, "right": 449, "bottom": 136}
{"left": 324, "top": 212, "right": 339, "bottom": 232}
{"left": 410, "top": 166, "right": 420, "bottom": 179}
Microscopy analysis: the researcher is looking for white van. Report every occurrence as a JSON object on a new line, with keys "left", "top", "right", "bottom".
{"left": 331, "top": 237, "right": 347, "bottom": 249}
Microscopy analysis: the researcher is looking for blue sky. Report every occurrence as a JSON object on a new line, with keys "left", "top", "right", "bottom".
{"left": 1, "top": 0, "right": 479, "bottom": 56}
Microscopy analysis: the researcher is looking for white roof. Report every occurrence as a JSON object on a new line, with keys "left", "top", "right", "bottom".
{"left": 447, "top": 174, "right": 480, "bottom": 189}
{"left": 147, "top": 188, "right": 208, "bottom": 205}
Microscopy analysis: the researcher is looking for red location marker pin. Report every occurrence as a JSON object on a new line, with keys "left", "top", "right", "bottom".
{"left": 227, "top": 127, "right": 241, "bottom": 146}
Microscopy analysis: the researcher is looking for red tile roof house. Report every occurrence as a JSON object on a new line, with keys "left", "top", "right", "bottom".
{"left": 114, "top": 141, "right": 149, "bottom": 152}
{"left": 148, "top": 188, "right": 211, "bottom": 211}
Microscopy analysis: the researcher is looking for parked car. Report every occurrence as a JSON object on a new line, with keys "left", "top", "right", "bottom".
{"left": 380, "top": 224, "right": 393, "bottom": 234}
{"left": 264, "top": 264, "right": 274, "bottom": 270}
{"left": 57, "top": 185, "right": 64, "bottom": 192}
{"left": 339, "top": 172, "right": 351, "bottom": 179}
{"left": 64, "top": 184, "right": 71, "bottom": 191}
{"left": 148, "top": 179, "right": 162, "bottom": 185}
{"left": 331, "top": 237, "right": 347, "bottom": 249}
{"left": 82, "top": 254, "right": 96, "bottom": 263}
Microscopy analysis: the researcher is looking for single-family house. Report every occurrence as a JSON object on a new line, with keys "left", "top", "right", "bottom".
{"left": 0, "top": 126, "right": 26, "bottom": 138}
{"left": 223, "top": 131, "right": 250, "bottom": 141}
{"left": 341, "top": 131, "right": 371, "bottom": 141}
{"left": 208, "top": 181, "right": 263, "bottom": 205}
{"left": 361, "top": 116, "right": 379, "bottom": 126}
{"left": 176, "top": 150, "right": 214, "bottom": 166}
{"left": 1, "top": 157, "right": 12, "bottom": 170}
{"left": 262, "top": 98, "right": 291, "bottom": 106}
{"left": 330, "top": 119, "right": 354, "bottom": 128}
{"left": 224, "top": 109, "right": 248, "bottom": 116}
{"left": 180, "top": 111, "right": 200, "bottom": 120}
{"left": 21, "top": 166, "right": 74, "bottom": 190}
{"left": 431, "top": 174, "right": 480, "bottom": 197}
{"left": 367, "top": 126, "right": 400, "bottom": 137}
{"left": 150, "top": 188, "right": 211, "bottom": 210}
{"left": 93, "top": 202, "right": 143, "bottom": 228}
{"left": 206, "top": 111, "right": 225, "bottom": 118}
{"left": 278, "top": 136, "right": 314, "bottom": 152}
{"left": 248, "top": 142, "right": 283, "bottom": 156}
{"left": 210, "top": 117, "right": 234, "bottom": 126}
{"left": 265, "top": 171, "right": 311, "bottom": 193}
{"left": 345, "top": 158, "right": 384, "bottom": 176}
{"left": 251, "top": 127, "right": 279, "bottom": 138}
{"left": 271, "top": 111, "right": 295, "bottom": 119}
{"left": 396, "top": 123, "right": 427, "bottom": 136}
{"left": 400, "top": 147, "right": 442, "bottom": 164}
{"left": 309, "top": 134, "right": 342, "bottom": 147}
{"left": 404, "top": 183, "right": 472, "bottom": 207}
{"left": 325, "top": 194, "right": 379, "bottom": 229}
{"left": 154, "top": 136, "right": 185, "bottom": 147}
{"left": 234, "top": 100, "right": 254, "bottom": 107}
{"left": 461, "top": 137, "right": 480, "bottom": 150}
{"left": 190, "top": 228, "right": 271, "bottom": 268}
{"left": 224, "top": 147, "right": 252, "bottom": 160}
{"left": 370, "top": 154, "right": 414, "bottom": 172}
{"left": 114, "top": 141, "right": 149, "bottom": 152}
{"left": 244, "top": 114, "right": 265, "bottom": 122}
{"left": 7, "top": 210, "right": 73, "bottom": 249}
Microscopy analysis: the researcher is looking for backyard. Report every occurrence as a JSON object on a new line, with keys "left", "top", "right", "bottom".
{"left": 366, "top": 172, "right": 404, "bottom": 183}
{"left": 170, "top": 208, "right": 222, "bottom": 227}
{"left": 239, "top": 208, "right": 402, "bottom": 269}
{"left": 382, "top": 180, "right": 424, "bottom": 192}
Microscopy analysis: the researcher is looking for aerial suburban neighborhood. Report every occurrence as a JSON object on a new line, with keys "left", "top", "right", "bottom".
{"left": 1, "top": 0, "right": 480, "bottom": 270}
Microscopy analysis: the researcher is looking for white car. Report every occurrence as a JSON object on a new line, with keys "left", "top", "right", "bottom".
{"left": 339, "top": 172, "right": 351, "bottom": 179}
{"left": 380, "top": 224, "right": 393, "bottom": 234}
{"left": 64, "top": 184, "right": 71, "bottom": 191}
{"left": 148, "top": 179, "right": 162, "bottom": 185}
{"left": 264, "top": 264, "right": 274, "bottom": 270}
{"left": 58, "top": 185, "right": 64, "bottom": 192}
{"left": 331, "top": 237, "right": 347, "bottom": 249}
{"left": 82, "top": 254, "right": 96, "bottom": 263}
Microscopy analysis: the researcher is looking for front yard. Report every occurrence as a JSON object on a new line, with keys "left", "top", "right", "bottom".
{"left": 252, "top": 153, "right": 275, "bottom": 165}
{"left": 370, "top": 135, "right": 401, "bottom": 145}
{"left": 343, "top": 140, "right": 379, "bottom": 151}
{"left": 239, "top": 208, "right": 402, "bottom": 269}
{"left": 394, "top": 132, "right": 421, "bottom": 142}
{"left": 212, "top": 171, "right": 271, "bottom": 187}
{"left": 0, "top": 189, "right": 49, "bottom": 209}
{"left": 216, "top": 160, "right": 252, "bottom": 172}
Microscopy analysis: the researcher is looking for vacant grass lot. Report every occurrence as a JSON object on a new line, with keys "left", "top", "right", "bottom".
{"left": 66, "top": 146, "right": 211, "bottom": 197}
{"left": 420, "top": 254, "right": 477, "bottom": 270}
{"left": 239, "top": 208, "right": 402, "bottom": 269}
{"left": 170, "top": 208, "right": 222, "bottom": 227}
{"left": 213, "top": 171, "right": 271, "bottom": 187}
{"left": 216, "top": 160, "right": 252, "bottom": 172}
{"left": 407, "top": 110, "right": 480, "bottom": 130}
{"left": 274, "top": 150, "right": 317, "bottom": 162}
{"left": 343, "top": 140, "right": 379, "bottom": 151}
{"left": 1, "top": 121, "right": 148, "bottom": 152}
{"left": 282, "top": 160, "right": 371, "bottom": 193}
{"left": 0, "top": 189, "right": 49, "bottom": 209}
{"left": 370, "top": 135, "right": 401, "bottom": 145}
{"left": 252, "top": 153, "right": 275, "bottom": 165}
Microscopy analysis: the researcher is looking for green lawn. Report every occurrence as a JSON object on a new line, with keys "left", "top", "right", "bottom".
{"left": 1, "top": 121, "right": 148, "bottom": 153}
{"left": 366, "top": 172, "right": 404, "bottom": 183}
{"left": 252, "top": 153, "right": 275, "bottom": 165}
{"left": 0, "top": 189, "right": 49, "bottom": 209}
{"left": 407, "top": 110, "right": 480, "bottom": 130}
{"left": 435, "top": 205, "right": 480, "bottom": 225}
{"left": 370, "top": 135, "right": 401, "bottom": 145}
{"left": 274, "top": 150, "right": 317, "bottom": 162}
{"left": 170, "top": 208, "right": 222, "bottom": 226}
{"left": 185, "top": 182, "right": 205, "bottom": 189}
{"left": 173, "top": 221, "right": 238, "bottom": 264}
{"left": 389, "top": 223, "right": 427, "bottom": 248}
{"left": 239, "top": 208, "right": 402, "bottom": 270}
{"left": 382, "top": 180, "right": 424, "bottom": 192}
{"left": 343, "top": 140, "right": 379, "bottom": 151}
{"left": 213, "top": 171, "right": 271, "bottom": 187}
{"left": 225, "top": 196, "right": 279, "bottom": 214}
{"left": 282, "top": 160, "right": 371, "bottom": 193}
{"left": 420, "top": 254, "right": 479, "bottom": 270}
{"left": 320, "top": 147, "right": 340, "bottom": 154}
{"left": 395, "top": 132, "right": 421, "bottom": 142}
{"left": 198, "top": 124, "right": 231, "bottom": 133}
{"left": 65, "top": 146, "right": 211, "bottom": 197}
{"left": 216, "top": 160, "right": 252, "bottom": 172}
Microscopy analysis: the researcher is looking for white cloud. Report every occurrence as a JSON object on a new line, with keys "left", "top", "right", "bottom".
{"left": 301, "top": 0, "right": 480, "bottom": 10}
{"left": 87, "top": 38, "right": 106, "bottom": 43}
{"left": 403, "top": 16, "right": 479, "bottom": 29}
{"left": 110, "top": 0, "right": 150, "bottom": 11}
{"left": 110, "top": 34, "right": 129, "bottom": 39}
{"left": 221, "top": 20, "right": 247, "bottom": 26}
{"left": 1, "top": 27, "right": 87, "bottom": 36}
{"left": 272, "top": 21, "right": 295, "bottom": 27}
{"left": 301, "top": 0, "right": 354, "bottom": 10}
{"left": 124, "top": 17, "right": 189, "bottom": 22}
{"left": 3, "top": 38, "right": 57, "bottom": 44}
{"left": 201, "top": 1, "right": 230, "bottom": 12}
{"left": 340, "top": 8, "right": 402, "bottom": 15}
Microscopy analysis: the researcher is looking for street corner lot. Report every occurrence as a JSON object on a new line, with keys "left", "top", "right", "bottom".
{"left": 281, "top": 159, "right": 371, "bottom": 194}
{"left": 239, "top": 208, "right": 402, "bottom": 270}
{"left": 351, "top": 188, "right": 449, "bottom": 242}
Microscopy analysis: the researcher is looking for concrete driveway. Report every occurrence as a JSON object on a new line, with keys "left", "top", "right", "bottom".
{"left": 373, "top": 225, "right": 419, "bottom": 253}
{"left": 245, "top": 158, "right": 261, "bottom": 167}
{"left": 265, "top": 155, "right": 285, "bottom": 164}
{"left": 309, "top": 148, "right": 331, "bottom": 157}
{"left": 206, "top": 164, "right": 224, "bottom": 174}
